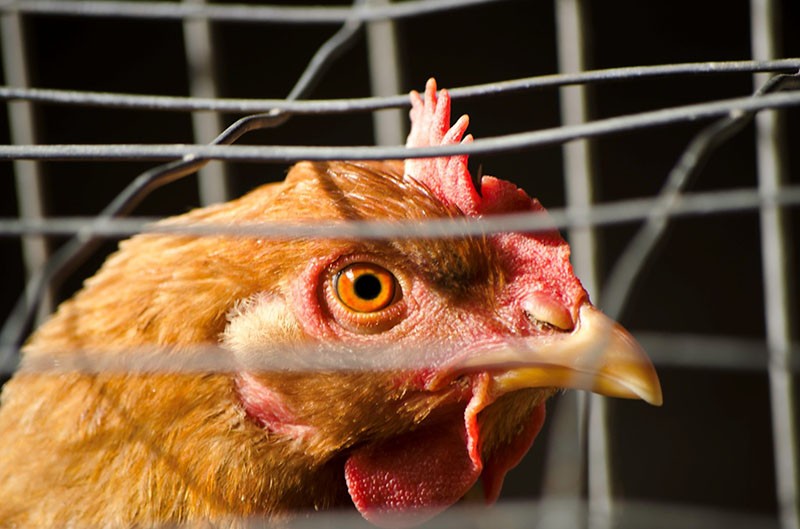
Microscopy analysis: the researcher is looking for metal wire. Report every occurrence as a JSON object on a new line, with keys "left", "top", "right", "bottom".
{"left": 240, "top": 499, "right": 784, "bottom": 529}
{"left": 365, "top": 0, "right": 404, "bottom": 146}
{"left": 0, "top": 60, "right": 798, "bottom": 113}
{"left": 1, "top": 89, "right": 799, "bottom": 163}
{"left": 553, "top": 3, "right": 605, "bottom": 525}
{"left": 183, "top": 0, "right": 231, "bottom": 205}
{"left": 0, "top": 0, "right": 510, "bottom": 23}
{"left": 2, "top": 184, "right": 800, "bottom": 240}
{"left": 4, "top": 329, "right": 799, "bottom": 377}
{"left": 751, "top": 2, "right": 799, "bottom": 528}
{"left": 0, "top": 10, "right": 52, "bottom": 324}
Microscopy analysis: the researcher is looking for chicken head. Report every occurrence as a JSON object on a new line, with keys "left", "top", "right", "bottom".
{"left": 0, "top": 79, "right": 661, "bottom": 529}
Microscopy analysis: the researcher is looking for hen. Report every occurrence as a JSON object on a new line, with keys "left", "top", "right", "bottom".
{"left": 0, "top": 79, "right": 661, "bottom": 528}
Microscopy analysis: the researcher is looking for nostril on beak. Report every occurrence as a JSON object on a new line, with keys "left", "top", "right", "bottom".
{"left": 524, "top": 310, "right": 556, "bottom": 332}
{"left": 523, "top": 296, "right": 574, "bottom": 332}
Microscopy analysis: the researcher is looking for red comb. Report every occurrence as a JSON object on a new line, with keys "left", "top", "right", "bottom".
{"left": 405, "top": 78, "right": 481, "bottom": 215}
{"left": 403, "top": 79, "right": 586, "bottom": 317}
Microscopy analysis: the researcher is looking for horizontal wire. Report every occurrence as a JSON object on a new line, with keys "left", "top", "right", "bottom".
{"left": 0, "top": 90, "right": 798, "bottom": 163}
{"left": 1, "top": 185, "right": 798, "bottom": 240}
{"left": 639, "top": 333, "right": 800, "bottom": 372}
{"left": 285, "top": 499, "right": 780, "bottom": 529}
{"left": 4, "top": 332, "right": 799, "bottom": 376}
{"left": 0, "top": 0, "right": 508, "bottom": 23}
{"left": 0, "top": 59, "right": 797, "bottom": 114}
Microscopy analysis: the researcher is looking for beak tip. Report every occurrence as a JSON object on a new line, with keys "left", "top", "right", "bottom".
{"left": 635, "top": 357, "right": 663, "bottom": 407}
{"left": 648, "top": 387, "right": 664, "bottom": 407}
{"left": 642, "top": 391, "right": 663, "bottom": 407}
{"left": 579, "top": 305, "right": 663, "bottom": 406}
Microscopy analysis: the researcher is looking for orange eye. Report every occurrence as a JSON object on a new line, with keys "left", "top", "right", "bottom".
{"left": 334, "top": 263, "right": 398, "bottom": 313}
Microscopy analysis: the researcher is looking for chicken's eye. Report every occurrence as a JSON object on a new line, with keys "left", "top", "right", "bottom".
{"left": 334, "top": 263, "right": 397, "bottom": 313}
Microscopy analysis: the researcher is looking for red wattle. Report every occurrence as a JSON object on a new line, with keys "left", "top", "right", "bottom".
{"left": 481, "top": 403, "right": 546, "bottom": 502}
{"left": 345, "top": 411, "right": 481, "bottom": 528}
{"left": 344, "top": 376, "right": 547, "bottom": 527}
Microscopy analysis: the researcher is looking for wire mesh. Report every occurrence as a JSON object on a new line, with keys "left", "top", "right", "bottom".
{"left": 0, "top": 0, "right": 798, "bottom": 528}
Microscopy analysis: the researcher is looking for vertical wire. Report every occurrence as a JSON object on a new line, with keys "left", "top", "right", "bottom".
{"left": 554, "top": 1, "right": 612, "bottom": 528}
{"left": 540, "top": 390, "right": 587, "bottom": 527}
{"left": 550, "top": 2, "right": 587, "bottom": 501}
{"left": 182, "top": 0, "right": 230, "bottom": 205}
{"left": 365, "top": 0, "right": 405, "bottom": 145}
{"left": 1, "top": 11, "right": 52, "bottom": 328}
{"left": 750, "top": 2, "right": 800, "bottom": 528}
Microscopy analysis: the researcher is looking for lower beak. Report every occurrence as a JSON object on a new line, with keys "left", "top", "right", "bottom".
{"left": 459, "top": 304, "right": 662, "bottom": 406}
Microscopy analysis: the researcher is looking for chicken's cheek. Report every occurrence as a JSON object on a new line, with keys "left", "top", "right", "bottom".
{"left": 235, "top": 373, "right": 318, "bottom": 440}
{"left": 222, "top": 292, "right": 305, "bottom": 370}
{"left": 344, "top": 376, "right": 546, "bottom": 528}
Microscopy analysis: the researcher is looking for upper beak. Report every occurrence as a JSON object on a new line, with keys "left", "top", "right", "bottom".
{"left": 458, "top": 304, "right": 663, "bottom": 406}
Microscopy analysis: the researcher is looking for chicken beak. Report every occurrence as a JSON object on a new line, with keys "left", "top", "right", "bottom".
{"left": 460, "top": 304, "right": 663, "bottom": 406}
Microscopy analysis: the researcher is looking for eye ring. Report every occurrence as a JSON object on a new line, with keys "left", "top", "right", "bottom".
{"left": 334, "top": 263, "right": 398, "bottom": 313}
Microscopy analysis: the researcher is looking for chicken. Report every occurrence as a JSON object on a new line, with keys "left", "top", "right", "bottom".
{"left": 0, "top": 79, "right": 661, "bottom": 528}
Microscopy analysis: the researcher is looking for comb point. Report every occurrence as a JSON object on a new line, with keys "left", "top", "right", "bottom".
{"left": 404, "top": 80, "right": 480, "bottom": 215}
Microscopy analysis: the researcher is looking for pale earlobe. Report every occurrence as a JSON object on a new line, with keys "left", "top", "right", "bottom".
{"left": 221, "top": 293, "right": 304, "bottom": 371}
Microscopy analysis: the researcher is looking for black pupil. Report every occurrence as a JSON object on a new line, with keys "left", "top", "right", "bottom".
{"left": 354, "top": 274, "right": 383, "bottom": 300}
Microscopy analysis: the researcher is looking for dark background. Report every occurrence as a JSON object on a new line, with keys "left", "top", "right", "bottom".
{"left": 0, "top": 0, "right": 798, "bottom": 524}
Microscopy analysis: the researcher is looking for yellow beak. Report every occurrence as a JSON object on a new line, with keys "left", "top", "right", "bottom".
{"left": 460, "top": 304, "right": 663, "bottom": 405}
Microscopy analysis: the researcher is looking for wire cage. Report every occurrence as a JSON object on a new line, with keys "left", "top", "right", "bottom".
{"left": 0, "top": 0, "right": 798, "bottom": 528}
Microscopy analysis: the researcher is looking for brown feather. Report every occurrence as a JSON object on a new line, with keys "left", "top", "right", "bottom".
{"left": 0, "top": 161, "right": 539, "bottom": 527}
